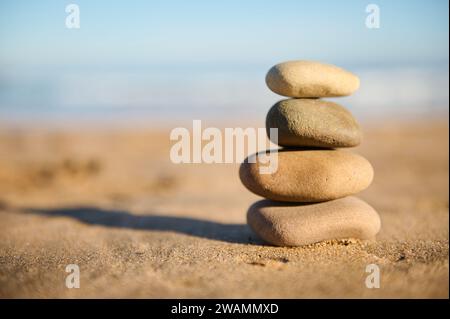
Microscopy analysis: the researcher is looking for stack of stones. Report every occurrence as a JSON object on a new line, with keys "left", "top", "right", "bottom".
{"left": 239, "top": 60, "right": 381, "bottom": 247}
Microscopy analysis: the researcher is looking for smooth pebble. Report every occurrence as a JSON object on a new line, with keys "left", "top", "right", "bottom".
{"left": 247, "top": 196, "right": 381, "bottom": 246}
{"left": 266, "top": 60, "right": 360, "bottom": 97}
{"left": 266, "top": 98, "right": 362, "bottom": 148}
{"left": 239, "top": 149, "right": 373, "bottom": 202}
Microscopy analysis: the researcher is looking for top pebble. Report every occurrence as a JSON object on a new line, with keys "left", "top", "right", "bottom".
{"left": 266, "top": 60, "right": 360, "bottom": 98}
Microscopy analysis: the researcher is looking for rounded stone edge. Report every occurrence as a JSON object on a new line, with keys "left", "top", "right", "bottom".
{"left": 265, "top": 99, "right": 363, "bottom": 148}
{"left": 246, "top": 197, "right": 381, "bottom": 247}
{"left": 265, "top": 60, "right": 360, "bottom": 98}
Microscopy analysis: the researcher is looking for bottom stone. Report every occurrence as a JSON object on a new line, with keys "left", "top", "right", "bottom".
{"left": 247, "top": 196, "right": 381, "bottom": 247}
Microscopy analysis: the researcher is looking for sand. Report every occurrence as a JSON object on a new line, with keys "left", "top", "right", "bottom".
{"left": 0, "top": 119, "right": 448, "bottom": 298}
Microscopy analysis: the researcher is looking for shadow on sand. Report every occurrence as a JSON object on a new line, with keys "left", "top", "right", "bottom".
{"left": 22, "top": 206, "right": 259, "bottom": 245}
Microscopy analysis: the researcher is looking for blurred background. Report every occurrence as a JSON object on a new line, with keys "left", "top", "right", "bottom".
{"left": 0, "top": 0, "right": 449, "bottom": 299}
{"left": 0, "top": 0, "right": 448, "bottom": 125}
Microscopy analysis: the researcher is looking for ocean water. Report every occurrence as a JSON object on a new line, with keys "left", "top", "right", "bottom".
{"left": 0, "top": 63, "right": 448, "bottom": 125}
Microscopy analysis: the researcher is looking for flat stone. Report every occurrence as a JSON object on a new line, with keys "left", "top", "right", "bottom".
{"left": 247, "top": 196, "right": 381, "bottom": 246}
{"left": 239, "top": 149, "right": 373, "bottom": 202}
{"left": 266, "top": 99, "right": 362, "bottom": 148}
{"left": 266, "top": 60, "right": 360, "bottom": 97}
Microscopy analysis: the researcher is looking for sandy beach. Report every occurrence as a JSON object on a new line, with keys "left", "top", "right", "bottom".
{"left": 0, "top": 118, "right": 448, "bottom": 298}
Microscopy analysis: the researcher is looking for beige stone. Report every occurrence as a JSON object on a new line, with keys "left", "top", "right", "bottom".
{"left": 239, "top": 149, "right": 373, "bottom": 202}
{"left": 266, "top": 98, "right": 362, "bottom": 148}
{"left": 266, "top": 60, "right": 360, "bottom": 97}
{"left": 247, "top": 196, "right": 381, "bottom": 246}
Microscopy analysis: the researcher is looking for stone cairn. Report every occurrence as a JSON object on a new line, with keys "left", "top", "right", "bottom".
{"left": 239, "top": 60, "right": 381, "bottom": 246}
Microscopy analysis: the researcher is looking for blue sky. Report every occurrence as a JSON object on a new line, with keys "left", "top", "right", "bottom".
{"left": 0, "top": 0, "right": 448, "bottom": 121}
{"left": 0, "top": 0, "right": 448, "bottom": 68}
